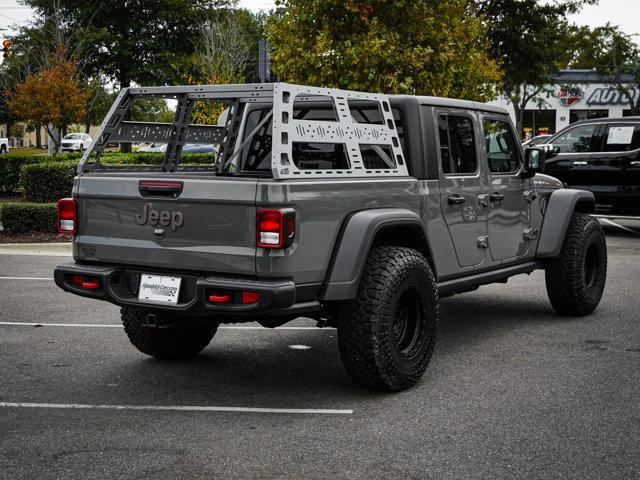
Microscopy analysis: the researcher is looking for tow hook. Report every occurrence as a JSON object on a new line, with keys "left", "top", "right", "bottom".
{"left": 145, "top": 313, "right": 158, "bottom": 327}
{"left": 145, "top": 313, "right": 175, "bottom": 329}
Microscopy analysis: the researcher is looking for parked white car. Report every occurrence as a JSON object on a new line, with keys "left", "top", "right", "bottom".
{"left": 61, "top": 133, "right": 92, "bottom": 152}
{"left": 0, "top": 137, "right": 9, "bottom": 154}
{"left": 137, "top": 142, "right": 167, "bottom": 153}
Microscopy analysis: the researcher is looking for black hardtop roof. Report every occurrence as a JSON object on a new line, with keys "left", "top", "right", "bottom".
{"left": 560, "top": 116, "right": 640, "bottom": 128}
{"left": 390, "top": 94, "right": 508, "bottom": 115}
{"left": 549, "top": 116, "right": 640, "bottom": 142}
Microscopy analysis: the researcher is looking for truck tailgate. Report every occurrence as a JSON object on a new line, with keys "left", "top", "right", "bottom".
{"left": 73, "top": 175, "right": 258, "bottom": 275}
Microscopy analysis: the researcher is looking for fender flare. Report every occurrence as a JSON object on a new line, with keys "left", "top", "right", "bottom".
{"left": 536, "top": 188, "right": 596, "bottom": 258}
{"left": 320, "top": 208, "right": 429, "bottom": 301}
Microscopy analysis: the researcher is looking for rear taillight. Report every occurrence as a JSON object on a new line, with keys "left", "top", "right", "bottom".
{"left": 256, "top": 209, "right": 295, "bottom": 249}
{"left": 57, "top": 198, "right": 77, "bottom": 234}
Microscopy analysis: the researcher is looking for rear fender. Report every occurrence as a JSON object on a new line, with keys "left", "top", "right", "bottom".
{"left": 320, "top": 208, "right": 430, "bottom": 301}
{"left": 537, "top": 189, "right": 596, "bottom": 258}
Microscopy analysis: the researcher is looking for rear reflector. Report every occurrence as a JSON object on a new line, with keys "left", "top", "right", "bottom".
{"left": 241, "top": 291, "right": 260, "bottom": 304}
{"left": 69, "top": 274, "right": 100, "bottom": 290}
{"left": 57, "top": 198, "right": 77, "bottom": 234}
{"left": 207, "top": 291, "right": 260, "bottom": 305}
{"left": 208, "top": 294, "right": 231, "bottom": 303}
{"left": 256, "top": 209, "right": 295, "bottom": 249}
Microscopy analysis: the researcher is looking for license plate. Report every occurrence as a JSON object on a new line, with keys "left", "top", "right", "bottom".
{"left": 138, "top": 274, "right": 182, "bottom": 305}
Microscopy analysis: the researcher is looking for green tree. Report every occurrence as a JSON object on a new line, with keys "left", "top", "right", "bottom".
{"left": 82, "top": 78, "right": 116, "bottom": 133}
{"left": 479, "top": 0, "right": 596, "bottom": 136}
{"left": 567, "top": 24, "right": 640, "bottom": 115}
{"left": 129, "top": 98, "right": 175, "bottom": 123}
{"left": 266, "top": 0, "right": 501, "bottom": 100}
{"left": 23, "top": 0, "right": 234, "bottom": 88}
{"left": 182, "top": 8, "right": 265, "bottom": 124}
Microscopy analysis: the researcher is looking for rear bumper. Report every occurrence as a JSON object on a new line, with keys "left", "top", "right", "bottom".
{"left": 54, "top": 262, "right": 308, "bottom": 316}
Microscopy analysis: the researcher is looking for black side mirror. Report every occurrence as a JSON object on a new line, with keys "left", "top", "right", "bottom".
{"left": 522, "top": 147, "right": 546, "bottom": 179}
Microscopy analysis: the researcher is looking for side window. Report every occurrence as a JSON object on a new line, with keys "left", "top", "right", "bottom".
{"left": 602, "top": 124, "right": 640, "bottom": 152}
{"left": 438, "top": 115, "right": 477, "bottom": 175}
{"left": 483, "top": 119, "right": 521, "bottom": 174}
{"left": 552, "top": 124, "right": 597, "bottom": 153}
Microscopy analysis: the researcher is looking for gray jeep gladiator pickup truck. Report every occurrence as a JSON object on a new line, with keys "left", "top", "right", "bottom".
{"left": 54, "top": 83, "right": 607, "bottom": 391}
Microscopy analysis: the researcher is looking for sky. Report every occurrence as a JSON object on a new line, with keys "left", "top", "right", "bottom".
{"left": 1, "top": 0, "right": 638, "bottom": 37}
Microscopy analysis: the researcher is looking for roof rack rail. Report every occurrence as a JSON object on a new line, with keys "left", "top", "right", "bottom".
{"left": 78, "top": 83, "right": 409, "bottom": 179}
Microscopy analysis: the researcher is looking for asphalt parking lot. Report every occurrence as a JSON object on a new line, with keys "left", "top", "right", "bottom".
{"left": 1, "top": 231, "right": 639, "bottom": 479}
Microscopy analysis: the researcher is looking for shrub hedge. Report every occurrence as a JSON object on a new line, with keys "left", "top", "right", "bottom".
{"left": 0, "top": 202, "right": 57, "bottom": 233}
{"left": 0, "top": 155, "right": 41, "bottom": 192}
{"left": 20, "top": 161, "right": 77, "bottom": 203}
{"left": 15, "top": 152, "right": 215, "bottom": 203}
{"left": 0, "top": 153, "right": 81, "bottom": 192}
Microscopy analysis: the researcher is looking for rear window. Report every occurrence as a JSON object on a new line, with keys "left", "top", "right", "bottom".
{"left": 240, "top": 107, "right": 405, "bottom": 172}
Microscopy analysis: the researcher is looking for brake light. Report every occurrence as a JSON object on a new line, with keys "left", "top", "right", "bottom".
{"left": 57, "top": 198, "right": 77, "bottom": 234}
{"left": 256, "top": 209, "right": 295, "bottom": 249}
{"left": 138, "top": 180, "right": 183, "bottom": 198}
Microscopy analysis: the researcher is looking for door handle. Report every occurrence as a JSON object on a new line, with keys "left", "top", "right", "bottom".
{"left": 489, "top": 192, "right": 505, "bottom": 202}
{"left": 631, "top": 161, "right": 640, "bottom": 167}
{"left": 572, "top": 161, "right": 588, "bottom": 165}
{"left": 447, "top": 195, "right": 466, "bottom": 205}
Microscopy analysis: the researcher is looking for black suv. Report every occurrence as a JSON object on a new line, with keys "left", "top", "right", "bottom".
{"left": 543, "top": 117, "right": 640, "bottom": 213}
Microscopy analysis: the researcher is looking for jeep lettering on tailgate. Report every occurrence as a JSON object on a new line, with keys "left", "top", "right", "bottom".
{"left": 135, "top": 203, "right": 184, "bottom": 231}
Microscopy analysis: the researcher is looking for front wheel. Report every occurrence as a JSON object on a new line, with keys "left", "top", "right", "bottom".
{"left": 0, "top": 145, "right": 6, "bottom": 154}
{"left": 335, "top": 246, "right": 438, "bottom": 391}
{"left": 545, "top": 213, "right": 607, "bottom": 316}
{"left": 121, "top": 308, "right": 218, "bottom": 360}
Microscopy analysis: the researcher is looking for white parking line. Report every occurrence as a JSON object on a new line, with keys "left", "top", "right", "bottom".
{"left": 0, "top": 322, "right": 122, "bottom": 328}
{"left": 593, "top": 214, "right": 640, "bottom": 220}
{"left": 224, "top": 326, "right": 333, "bottom": 330}
{"left": 598, "top": 218, "right": 640, "bottom": 235}
{"left": 0, "top": 277, "right": 54, "bottom": 280}
{"left": 0, "top": 402, "right": 353, "bottom": 415}
{"left": 0, "top": 321, "right": 333, "bottom": 330}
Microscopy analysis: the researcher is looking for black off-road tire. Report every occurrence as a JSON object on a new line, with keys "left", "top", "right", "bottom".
{"left": 336, "top": 246, "right": 438, "bottom": 391}
{"left": 545, "top": 213, "right": 607, "bottom": 316}
{"left": 121, "top": 308, "right": 217, "bottom": 360}
{"left": 0, "top": 145, "right": 6, "bottom": 154}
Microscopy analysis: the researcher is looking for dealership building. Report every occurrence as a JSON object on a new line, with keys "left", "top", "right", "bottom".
{"left": 488, "top": 69, "right": 638, "bottom": 138}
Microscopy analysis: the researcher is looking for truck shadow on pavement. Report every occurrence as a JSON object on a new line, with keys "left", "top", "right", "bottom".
{"left": 98, "top": 292, "right": 577, "bottom": 401}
